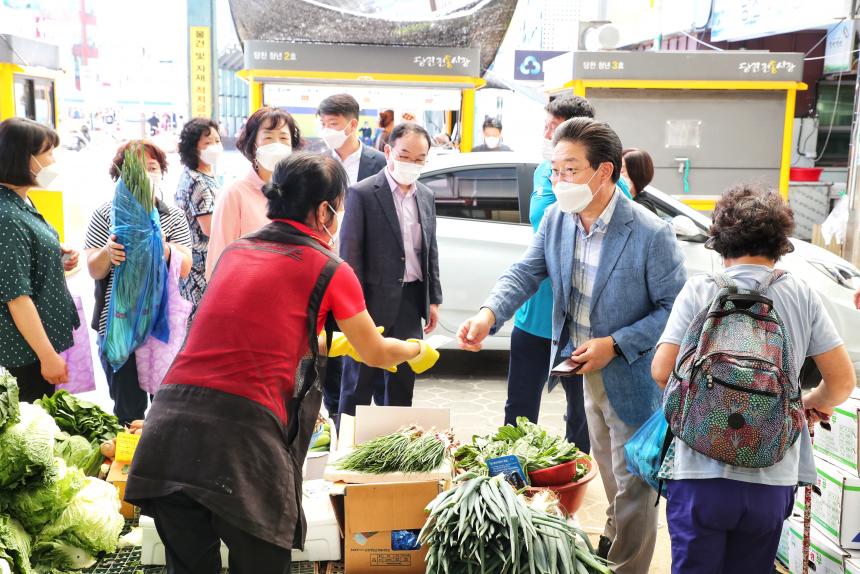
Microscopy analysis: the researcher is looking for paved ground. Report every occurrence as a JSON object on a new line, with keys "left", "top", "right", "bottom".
{"left": 414, "top": 351, "right": 673, "bottom": 574}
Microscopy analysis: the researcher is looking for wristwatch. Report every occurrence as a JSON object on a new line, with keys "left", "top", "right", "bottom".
{"left": 611, "top": 337, "right": 622, "bottom": 357}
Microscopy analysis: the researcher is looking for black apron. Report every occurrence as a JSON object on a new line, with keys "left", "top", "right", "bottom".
{"left": 125, "top": 222, "right": 339, "bottom": 550}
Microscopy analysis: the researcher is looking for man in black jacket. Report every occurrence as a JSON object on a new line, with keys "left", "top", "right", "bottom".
{"left": 317, "top": 94, "right": 387, "bottom": 185}
{"left": 338, "top": 123, "right": 443, "bottom": 415}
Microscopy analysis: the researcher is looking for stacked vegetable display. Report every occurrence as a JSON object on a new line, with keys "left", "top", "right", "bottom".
{"left": 0, "top": 374, "right": 125, "bottom": 573}
{"left": 336, "top": 426, "right": 453, "bottom": 474}
{"left": 455, "top": 417, "right": 590, "bottom": 480}
{"left": 420, "top": 473, "right": 611, "bottom": 574}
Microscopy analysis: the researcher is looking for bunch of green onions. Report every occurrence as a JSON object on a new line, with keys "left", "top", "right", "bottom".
{"left": 420, "top": 473, "right": 611, "bottom": 574}
{"left": 336, "top": 427, "right": 452, "bottom": 474}
{"left": 121, "top": 145, "right": 154, "bottom": 213}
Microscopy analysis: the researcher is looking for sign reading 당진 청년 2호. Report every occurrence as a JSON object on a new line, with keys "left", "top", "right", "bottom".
{"left": 243, "top": 41, "right": 481, "bottom": 78}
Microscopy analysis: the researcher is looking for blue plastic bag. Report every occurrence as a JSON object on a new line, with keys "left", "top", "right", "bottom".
{"left": 624, "top": 408, "right": 669, "bottom": 495}
{"left": 102, "top": 178, "right": 169, "bottom": 371}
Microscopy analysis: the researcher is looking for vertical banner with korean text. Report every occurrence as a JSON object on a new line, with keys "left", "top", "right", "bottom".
{"left": 189, "top": 26, "right": 212, "bottom": 119}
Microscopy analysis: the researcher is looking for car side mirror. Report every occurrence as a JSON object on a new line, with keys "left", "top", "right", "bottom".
{"left": 672, "top": 215, "right": 703, "bottom": 239}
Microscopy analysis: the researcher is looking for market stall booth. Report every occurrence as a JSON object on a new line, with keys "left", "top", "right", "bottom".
{"left": 239, "top": 41, "right": 486, "bottom": 151}
{"left": 544, "top": 50, "right": 806, "bottom": 209}
{"left": 0, "top": 34, "right": 65, "bottom": 239}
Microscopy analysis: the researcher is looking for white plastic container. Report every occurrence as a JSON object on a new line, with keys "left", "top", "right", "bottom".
{"left": 140, "top": 480, "right": 341, "bottom": 564}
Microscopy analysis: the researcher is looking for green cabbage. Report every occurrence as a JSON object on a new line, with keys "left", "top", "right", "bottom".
{"left": 0, "top": 373, "right": 20, "bottom": 432}
{"left": 0, "top": 404, "right": 58, "bottom": 490}
{"left": 34, "top": 477, "right": 124, "bottom": 559}
{"left": 31, "top": 540, "right": 96, "bottom": 572}
{"left": 4, "top": 459, "right": 85, "bottom": 535}
{"left": 0, "top": 514, "right": 32, "bottom": 574}
{"left": 53, "top": 432, "right": 103, "bottom": 477}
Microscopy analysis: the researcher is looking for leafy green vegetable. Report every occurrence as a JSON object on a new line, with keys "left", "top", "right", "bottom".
{"left": 455, "top": 416, "right": 584, "bottom": 475}
{"left": 31, "top": 540, "right": 96, "bottom": 572}
{"left": 121, "top": 144, "right": 154, "bottom": 213}
{"left": 4, "top": 459, "right": 85, "bottom": 535}
{"left": 33, "top": 477, "right": 124, "bottom": 561}
{"left": 336, "top": 427, "right": 452, "bottom": 474}
{"left": 420, "top": 474, "right": 611, "bottom": 574}
{"left": 0, "top": 514, "right": 31, "bottom": 574}
{"left": 36, "top": 391, "right": 122, "bottom": 445}
{"left": 0, "top": 373, "right": 20, "bottom": 432}
{"left": 0, "top": 404, "right": 58, "bottom": 490}
{"left": 54, "top": 432, "right": 104, "bottom": 477}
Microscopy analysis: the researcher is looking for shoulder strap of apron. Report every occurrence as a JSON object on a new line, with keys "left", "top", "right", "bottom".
{"left": 245, "top": 221, "right": 339, "bottom": 446}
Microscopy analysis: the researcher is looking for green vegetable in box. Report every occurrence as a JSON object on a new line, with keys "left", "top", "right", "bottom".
{"left": 336, "top": 427, "right": 452, "bottom": 474}
{"left": 420, "top": 473, "right": 611, "bottom": 574}
{"left": 455, "top": 416, "right": 587, "bottom": 478}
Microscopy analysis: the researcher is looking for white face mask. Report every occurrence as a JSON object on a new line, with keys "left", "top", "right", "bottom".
{"left": 320, "top": 126, "right": 350, "bottom": 150}
{"left": 541, "top": 138, "right": 555, "bottom": 162}
{"left": 32, "top": 157, "right": 59, "bottom": 189}
{"left": 554, "top": 170, "right": 601, "bottom": 214}
{"left": 199, "top": 144, "right": 223, "bottom": 168}
{"left": 321, "top": 203, "right": 342, "bottom": 248}
{"left": 390, "top": 159, "right": 423, "bottom": 186}
{"left": 256, "top": 142, "right": 292, "bottom": 172}
{"left": 147, "top": 171, "right": 163, "bottom": 197}
{"left": 485, "top": 136, "right": 501, "bottom": 149}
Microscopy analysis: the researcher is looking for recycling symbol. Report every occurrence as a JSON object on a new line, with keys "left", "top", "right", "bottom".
{"left": 520, "top": 56, "right": 542, "bottom": 76}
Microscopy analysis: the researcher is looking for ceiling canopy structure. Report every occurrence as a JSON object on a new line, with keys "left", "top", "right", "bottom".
{"left": 228, "top": 0, "right": 518, "bottom": 73}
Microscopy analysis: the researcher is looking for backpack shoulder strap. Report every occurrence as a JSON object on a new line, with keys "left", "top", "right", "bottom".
{"left": 757, "top": 268, "right": 787, "bottom": 294}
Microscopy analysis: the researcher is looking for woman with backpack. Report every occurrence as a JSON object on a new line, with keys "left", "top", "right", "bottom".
{"left": 651, "top": 184, "right": 856, "bottom": 574}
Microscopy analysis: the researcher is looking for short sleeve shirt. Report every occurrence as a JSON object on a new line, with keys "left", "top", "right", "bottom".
{"left": 0, "top": 185, "right": 79, "bottom": 368}
{"left": 84, "top": 200, "right": 192, "bottom": 336}
{"left": 658, "top": 265, "right": 843, "bottom": 486}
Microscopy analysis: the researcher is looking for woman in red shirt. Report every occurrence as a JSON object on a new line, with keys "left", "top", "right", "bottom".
{"left": 126, "top": 152, "right": 438, "bottom": 574}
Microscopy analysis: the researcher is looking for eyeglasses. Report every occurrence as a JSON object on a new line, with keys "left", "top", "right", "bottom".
{"left": 550, "top": 167, "right": 591, "bottom": 181}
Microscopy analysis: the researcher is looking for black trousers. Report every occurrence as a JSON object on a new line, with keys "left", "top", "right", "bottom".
{"left": 147, "top": 491, "right": 292, "bottom": 574}
{"left": 4, "top": 361, "right": 55, "bottom": 403}
{"left": 339, "top": 281, "right": 424, "bottom": 417}
{"left": 99, "top": 351, "right": 148, "bottom": 426}
{"left": 504, "top": 326, "right": 591, "bottom": 454}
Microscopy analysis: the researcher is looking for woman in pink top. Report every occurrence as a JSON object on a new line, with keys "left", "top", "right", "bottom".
{"left": 206, "top": 107, "right": 302, "bottom": 278}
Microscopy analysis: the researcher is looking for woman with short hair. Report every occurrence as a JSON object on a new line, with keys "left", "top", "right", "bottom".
{"left": 0, "top": 118, "right": 79, "bottom": 401}
{"left": 126, "top": 152, "right": 438, "bottom": 573}
{"left": 174, "top": 118, "right": 222, "bottom": 312}
{"left": 652, "top": 184, "right": 856, "bottom": 574}
{"left": 205, "top": 106, "right": 301, "bottom": 278}
{"left": 84, "top": 140, "right": 193, "bottom": 425}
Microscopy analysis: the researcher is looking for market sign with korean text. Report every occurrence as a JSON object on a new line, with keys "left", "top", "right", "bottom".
{"left": 710, "top": 0, "right": 851, "bottom": 43}
{"left": 243, "top": 41, "right": 481, "bottom": 78}
{"left": 824, "top": 19, "right": 856, "bottom": 74}
{"left": 543, "top": 50, "right": 804, "bottom": 87}
{"left": 189, "top": 26, "right": 212, "bottom": 118}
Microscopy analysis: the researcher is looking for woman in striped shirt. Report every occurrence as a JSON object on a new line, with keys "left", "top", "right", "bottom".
{"left": 84, "top": 140, "right": 192, "bottom": 425}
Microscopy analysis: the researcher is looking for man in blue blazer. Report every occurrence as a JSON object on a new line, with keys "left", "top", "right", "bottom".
{"left": 338, "top": 123, "right": 443, "bottom": 416}
{"left": 458, "top": 118, "right": 686, "bottom": 574}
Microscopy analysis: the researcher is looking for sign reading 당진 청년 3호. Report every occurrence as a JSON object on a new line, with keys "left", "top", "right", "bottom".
{"left": 243, "top": 41, "right": 481, "bottom": 78}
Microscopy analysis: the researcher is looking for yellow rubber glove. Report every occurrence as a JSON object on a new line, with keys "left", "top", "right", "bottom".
{"left": 406, "top": 339, "right": 441, "bottom": 374}
{"left": 328, "top": 327, "right": 397, "bottom": 372}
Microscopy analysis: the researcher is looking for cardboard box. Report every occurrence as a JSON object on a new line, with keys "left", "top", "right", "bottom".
{"left": 845, "top": 555, "right": 860, "bottom": 574}
{"left": 813, "top": 392, "right": 860, "bottom": 477}
{"left": 106, "top": 460, "right": 135, "bottom": 519}
{"left": 810, "top": 457, "right": 860, "bottom": 550}
{"left": 331, "top": 481, "right": 441, "bottom": 574}
{"left": 325, "top": 406, "right": 453, "bottom": 484}
{"left": 787, "top": 519, "right": 851, "bottom": 574}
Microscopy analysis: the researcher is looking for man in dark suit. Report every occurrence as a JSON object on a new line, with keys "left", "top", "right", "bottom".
{"left": 338, "top": 122, "right": 443, "bottom": 416}
{"left": 317, "top": 94, "right": 387, "bottom": 185}
{"left": 316, "top": 93, "right": 388, "bottom": 418}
